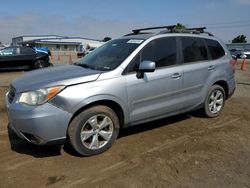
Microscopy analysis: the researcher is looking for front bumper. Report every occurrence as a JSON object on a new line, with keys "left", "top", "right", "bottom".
{"left": 6, "top": 92, "right": 72, "bottom": 145}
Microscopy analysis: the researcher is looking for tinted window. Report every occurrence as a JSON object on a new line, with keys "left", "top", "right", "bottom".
{"left": 181, "top": 37, "right": 208, "bottom": 63}
{"left": 205, "top": 39, "right": 225, "bottom": 59}
{"left": 127, "top": 37, "right": 177, "bottom": 72}
{"left": 20, "top": 47, "right": 35, "bottom": 55}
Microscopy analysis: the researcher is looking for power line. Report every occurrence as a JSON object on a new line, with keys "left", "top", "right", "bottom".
{"left": 208, "top": 24, "right": 250, "bottom": 29}
{"left": 195, "top": 20, "right": 250, "bottom": 26}
{"left": 187, "top": 20, "right": 250, "bottom": 28}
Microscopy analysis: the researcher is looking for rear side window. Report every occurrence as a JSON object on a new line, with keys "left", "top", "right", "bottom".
{"left": 20, "top": 47, "right": 35, "bottom": 55}
{"left": 205, "top": 39, "right": 225, "bottom": 59}
{"left": 127, "top": 37, "right": 177, "bottom": 72}
{"left": 0, "top": 48, "right": 14, "bottom": 56}
{"left": 181, "top": 37, "right": 208, "bottom": 63}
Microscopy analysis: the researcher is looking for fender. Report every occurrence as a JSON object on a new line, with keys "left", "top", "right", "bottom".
{"left": 71, "top": 94, "right": 130, "bottom": 125}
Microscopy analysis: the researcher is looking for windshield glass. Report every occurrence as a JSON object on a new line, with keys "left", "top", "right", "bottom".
{"left": 75, "top": 39, "right": 144, "bottom": 71}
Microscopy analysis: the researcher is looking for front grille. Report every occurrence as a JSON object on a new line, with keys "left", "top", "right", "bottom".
{"left": 8, "top": 85, "right": 16, "bottom": 104}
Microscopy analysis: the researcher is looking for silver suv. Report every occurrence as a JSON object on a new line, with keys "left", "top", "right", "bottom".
{"left": 6, "top": 26, "right": 236, "bottom": 156}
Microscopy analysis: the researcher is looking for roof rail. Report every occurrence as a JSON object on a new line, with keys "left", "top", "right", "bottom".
{"left": 170, "top": 26, "right": 214, "bottom": 36}
{"left": 132, "top": 25, "right": 176, "bottom": 34}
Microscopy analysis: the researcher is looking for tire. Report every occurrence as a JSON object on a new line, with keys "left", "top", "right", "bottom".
{"left": 203, "top": 85, "right": 226, "bottom": 118}
{"left": 68, "top": 105, "right": 120, "bottom": 156}
{"left": 34, "top": 60, "right": 46, "bottom": 69}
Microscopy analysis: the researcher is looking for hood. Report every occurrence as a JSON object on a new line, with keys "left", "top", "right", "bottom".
{"left": 12, "top": 65, "right": 102, "bottom": 93}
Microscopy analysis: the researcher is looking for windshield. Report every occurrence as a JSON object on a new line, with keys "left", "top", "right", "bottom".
{"left": 75, "top": 39, "right": 144, "bottom": 71}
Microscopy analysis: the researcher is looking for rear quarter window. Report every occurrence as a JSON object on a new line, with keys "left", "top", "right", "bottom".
{"left": 205, "top": 39, "right": 225, "bottom": 59}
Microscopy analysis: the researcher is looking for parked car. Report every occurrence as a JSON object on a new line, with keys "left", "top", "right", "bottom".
{"left": 33, "top": 47, "right": 51, "bottom": 56}
{"left": 85, "top": 47, "right": 95, "bottom": 55}
{"left": 229, "top": 48, "right": 238, "bottom": 56}
{"left": 77, "top": 51, "right": 85, "bottom": 58}
{"left": 239, "top": 49, "right": 250, "bottom": 59}
{"left": 6, "top": 26, "right": 235, "bottom": 156}
{"left": 0, "top": 46, "right": 51, "bottom": 70}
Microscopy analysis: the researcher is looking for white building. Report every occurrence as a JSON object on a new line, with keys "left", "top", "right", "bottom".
{"left": 0, "top": 42, "right": 9, "bottom": 50}
{"left": 226, "top": 43, "right": 250, "bottom": 50}
{"left": 12, "top": 35, "right": 105, "bottom": 52}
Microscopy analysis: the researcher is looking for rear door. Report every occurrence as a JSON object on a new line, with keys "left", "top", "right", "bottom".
{"left": 178, "top": 36, "right": 211, "bottom": 112}
{"left": 125, "top": 37, "right": 183, "bottom": 124}
{"left": 19, "top": 47, "right": 37, "bottom": 67}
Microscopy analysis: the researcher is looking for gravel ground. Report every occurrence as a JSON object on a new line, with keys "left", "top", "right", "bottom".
{"left": 0, "top": 62, "right": 250, "bottom": 188}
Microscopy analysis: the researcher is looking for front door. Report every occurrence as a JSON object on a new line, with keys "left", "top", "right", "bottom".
{"left": 124, "top": 37, "right": 183, "bottom": 124}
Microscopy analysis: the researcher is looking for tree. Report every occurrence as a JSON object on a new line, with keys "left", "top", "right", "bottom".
{"left": 103, "top": 37, "right": 112, "bottom": 42}
{"left": 175, "top": 23, "right": 187, "bottom": 29}
{"left": 232, "top": 35, "right": 247, "bottom": 43}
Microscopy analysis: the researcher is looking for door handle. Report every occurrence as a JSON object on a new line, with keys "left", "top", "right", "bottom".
{"left": 171, "top": 73, "right": 182, "bottom": 79}
{"left": 208, "top": 65, "right": 215, "bottom": 71}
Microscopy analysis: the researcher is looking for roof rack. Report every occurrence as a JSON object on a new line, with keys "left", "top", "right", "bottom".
{"left": 187, "top": 27, "right": 206, "bottom": 32}
{"left": 187, "top": 27, "right": 213, "bottom": 36}
{"left": 168, "top": 27, "right": 214, "bottom": 36}
{"left": 129, "top": 25, "right": 214, "bottom": 37}
{"left": 132, "top": 25, "right": 176, "bottom": 34}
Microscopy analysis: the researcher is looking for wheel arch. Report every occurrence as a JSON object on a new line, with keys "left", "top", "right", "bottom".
{"left": 69, "top": 99, "right": 125, "bottom": 130}
{"left": 212, "top": 80, "right": 229, "bottom": 99}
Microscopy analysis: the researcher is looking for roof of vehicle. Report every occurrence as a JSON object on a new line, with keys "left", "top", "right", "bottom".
{"left": 121, "top": 25, "right": 215, "bottom": 40}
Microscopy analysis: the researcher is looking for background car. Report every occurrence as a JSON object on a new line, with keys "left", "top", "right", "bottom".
{"left": 33, "top": 46, "right": 51, "bottom": 56}
{"left": 0, "top": 46, "right": 52, "bottom": 70}
{"left": 240, "top": 49, "right": 250, "bottom": 59}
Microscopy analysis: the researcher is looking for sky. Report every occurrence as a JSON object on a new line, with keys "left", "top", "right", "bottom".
{"left": 0, "top": 0, "right": 250, "bottom": 44}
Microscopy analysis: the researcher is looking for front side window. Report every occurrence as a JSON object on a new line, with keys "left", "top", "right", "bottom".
{"left": 127, "top": 37, "right": 177, "bottom": 72}
{"left": 181, "top": 37, "right": 208, "bottom": 63}
{"left": 76, "top": 39, "right": 143, "bottom": 71}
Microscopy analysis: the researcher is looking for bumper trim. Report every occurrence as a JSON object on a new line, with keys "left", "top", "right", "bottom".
{"left": 9, "top": 124, "right": 66, "bottom": 145}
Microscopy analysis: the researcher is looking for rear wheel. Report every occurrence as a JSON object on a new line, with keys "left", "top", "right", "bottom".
{"left": 203, "top": 85, "right": 226, "bottom": 118}
{"left": 34, "top": 60, "right": 46, "bottom": 69}
{"left": 68, "top": 105, "right": 120, "bottom": 156}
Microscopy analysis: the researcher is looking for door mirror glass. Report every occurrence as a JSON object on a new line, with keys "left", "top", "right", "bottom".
{"left": 138, "top": 60, "right": 155, "bottom": 72}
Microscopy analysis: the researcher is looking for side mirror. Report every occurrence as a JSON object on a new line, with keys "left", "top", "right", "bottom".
{"left": 232, "top": 55, "right": 237, "bottom": 60}
{"left": 136, "top": 60, "right": 155, "bottom": 79}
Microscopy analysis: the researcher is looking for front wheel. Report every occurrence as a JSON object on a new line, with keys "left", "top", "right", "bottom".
{"left": 34, "top": 60, "right": 46, "bottom": 69}
{"left": 68, "top": 105, "right": 120, "bottom": 156}
{"left": 203, "top": 85, "right": 226, "bottom": 118}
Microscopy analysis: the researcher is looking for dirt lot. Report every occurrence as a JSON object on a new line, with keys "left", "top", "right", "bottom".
{"left": 0, "top": 63, "right": 250, "bottom": 188}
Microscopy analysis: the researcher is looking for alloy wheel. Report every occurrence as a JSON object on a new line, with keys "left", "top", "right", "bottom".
{"left": 80, "top": 114, "right": 114, "bottom": 150}
{"left": 208, "top": 90, "right": 224, "bottom": 114}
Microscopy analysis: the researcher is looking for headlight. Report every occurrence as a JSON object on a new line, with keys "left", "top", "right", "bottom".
{"left": 18, "top": 86, "right": 65, "bottom": 106}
